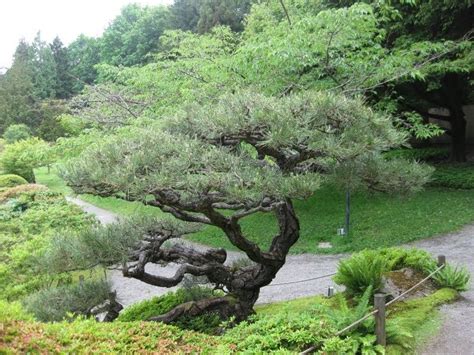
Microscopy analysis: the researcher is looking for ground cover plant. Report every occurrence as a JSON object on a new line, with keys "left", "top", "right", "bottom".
{"left": 0, "top": 186, "right": 94, "bottom": 300}
{"left": 0, "top": 289, "right": 457, "bottom": 354}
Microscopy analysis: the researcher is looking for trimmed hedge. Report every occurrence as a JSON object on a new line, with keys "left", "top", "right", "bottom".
{"left": 0, "top": 174, "right": 28, "bottom": 188}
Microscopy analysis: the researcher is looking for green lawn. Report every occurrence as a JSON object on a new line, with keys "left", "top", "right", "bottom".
{"left": 35, "top": 167, "right": 164, "bottom": 218}
{"left": 36, "top": 167, "right": 474, "bottom": 254}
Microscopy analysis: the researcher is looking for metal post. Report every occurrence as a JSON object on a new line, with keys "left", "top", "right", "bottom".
{"left": 345, "top": 189, "right": 351, "bottom": 237}
{"left": 374, "top": 293, "right": 386, "bottom": 346}
{"left": 437, "top": 255, "right": 446, "bottom": 267}
{"left": 327, "top": 286, "right": 334, "bottom": 297}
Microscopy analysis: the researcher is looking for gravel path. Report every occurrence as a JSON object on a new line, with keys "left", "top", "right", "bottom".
{"left": 68, "top": 197, "right": 473, "bottom": 354}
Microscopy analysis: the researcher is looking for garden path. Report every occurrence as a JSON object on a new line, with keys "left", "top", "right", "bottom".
{"left": 67, "top": 196, "right": 474, "bottom": 354}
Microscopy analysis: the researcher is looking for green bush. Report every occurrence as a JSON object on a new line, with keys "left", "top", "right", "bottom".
{"left": 0, "top": 190, "right": 94, "bottom": 301}
{"left": 219, "top": 309, "right": 336, "bottom": 353}
{"left": 3, "top": 124, "right": 31, "bottom": 143}
{"left": 1, "top": 310, "right": 215, "bottom": 353}
{"left": 23, "top": 279, "right": 111, "bottom": 322}
{"left": 430, "top": 163, "right": 474, "bottom": 189}
{"left": 117, "top": 286, "right": 222, "bottom": 333}
{"left": 431, "top": 265, "right": 470, "bottom": 291}
{"left": 384, "top": 147, "right": 449, "bottom": 161}
{"left": 0, "top": 174, "right": 28, "bottom": 188}
{"left": 0, "top": 137, "right": 54, "bottom": 182}
{"left": 219, "top": 290, "right": 383, "bottom": 353}
{"left": 0, "top": 184, "right": 47, "bottom": 203}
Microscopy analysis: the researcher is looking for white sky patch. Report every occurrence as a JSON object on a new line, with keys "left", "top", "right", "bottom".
{"left": 0, "top": 0, "right": 173, "bottom": 70}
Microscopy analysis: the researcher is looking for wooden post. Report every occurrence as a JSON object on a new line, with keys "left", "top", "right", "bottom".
{"left": 79, "top": 275, "right": 84, "bottom": 286}
{"left": 437, "top": 255, "right": 446, "bottom": 267}
{"left": 327, "top": 286, "right": 334, "bottom": 297}
{"left": 374, "top": 293, "right": 386, "bottom": 346}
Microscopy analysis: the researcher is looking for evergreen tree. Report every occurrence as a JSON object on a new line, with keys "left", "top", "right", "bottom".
{"left": 50, "top": 37, "right": 74, "bottom": 99}
{"left": 30, "top": 32, "right": 58, "bottom": 99}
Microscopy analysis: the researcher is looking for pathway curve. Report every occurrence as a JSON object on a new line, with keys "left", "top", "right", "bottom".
{"left": 68, "top": 197, "right": 473, "bottom": 354}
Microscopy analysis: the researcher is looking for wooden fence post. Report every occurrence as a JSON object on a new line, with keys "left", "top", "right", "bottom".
{"left": 374, "top": 293, "right": 386, "bottom": 346}
{"left": 437, "top": 255, "right": 446, "bottom": 267}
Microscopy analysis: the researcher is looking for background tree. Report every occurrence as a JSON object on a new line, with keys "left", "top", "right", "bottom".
{"left": 67, "top": 35, "right": 101, "bottom": 92}
{"left": 50, "top": 37, "right": 74, "bottom": 99}
{"left": 170, "top": 0, "right": 200, "bottom": 32}
{"left": 30, "top": 32, "right": 58, "bottom": 100}
{"left": 196, "top": 0, "right": 254, "bottom": 33}
{"left": 3, "top": 124, "right": 31, "bottom": 143}
{"left": 100, "top": 4, "right": 171, "bottom": 66}
{"left": 52, "top": 90, "right": 431, "bottom": 323}
{"left": 324, "top": 0, "right": 474, "bottom": 161}
{"left": 0, "top": 41, "right": 38, "bottom": 133}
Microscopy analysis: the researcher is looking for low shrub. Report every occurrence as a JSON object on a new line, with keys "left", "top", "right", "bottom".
{"left": 219, "top": 309, "right": 336, "bottom": 353}
{"left": 0, "top": 174, "right": 28, "bottom": 188}
{"left": 431, "top": 265, "right": 470, "bottom": 291}
{"left": 219, "top": 290, "right": 384, "bottom": 353}
{"left": 384, "top": 147, "right": 449, "bottom": 162}
{"left": 0, "top": 191, "right": 94, "bottom": 300}
{"left": 23, "top": 279, "right": 111, "bottom": 322}
{"left": 430, "top": 163, "right": 474, "bottom": 189}
{"left": 0, "top": 184, "right": 47, "bottom": 203}
{"left": 117, "top": 286, "right": 222, "bottom": 333}
{"left": 0, "top": 314, "right": 215, "bottom": 353}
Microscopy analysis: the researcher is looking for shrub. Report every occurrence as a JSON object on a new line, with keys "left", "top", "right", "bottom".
{"left": 384, "top": 147, "right": 449, "bottom": 162}
{"left": 23, "top": 279, "right": 111, "bottom": 322}
{"left": 0, "top": 174, "right": 28, "bottom": 188}
{"left": 0, "top": 184, "right": 47, "bottom": 203}
{"left": 430, "top": 163, "right": 474, "bottom": 189}
{"left": 3, "top": 124, "right": 31, "bottom": 143}
{"left": 219, "top": 310, "right": 336, "bottom": 353}
{"left": 117, "top": 286, "right": 222, "bottom": 333}
{"left": 0, "top": 192, "right": 94, "bottom": 300}
{"left": 0, "top": 138, "right": 54, "bottom": 182}
{"left": 431, "top": 265, "right": 470, "bottom": 291}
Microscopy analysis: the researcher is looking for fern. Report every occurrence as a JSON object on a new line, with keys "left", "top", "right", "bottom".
{"left": 431, "top": 265, "right": 470, "bottom": 291}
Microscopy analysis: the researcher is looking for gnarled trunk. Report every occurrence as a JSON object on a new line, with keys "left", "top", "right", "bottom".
{"left": 126, "top": 200, "right": 300, "bottom": 324}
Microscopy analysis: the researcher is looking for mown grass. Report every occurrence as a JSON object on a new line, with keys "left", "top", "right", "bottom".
{"left": 36, "top": 167, "right": 474, "bottom": 254}
{"left": 35, "top": 167, "right": 163, "bottom": 218}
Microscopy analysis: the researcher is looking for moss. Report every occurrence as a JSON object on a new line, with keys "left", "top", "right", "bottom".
{"left": 385, "top": 288, "right": 458, "bottom": 353}
{"left": 256, "top": 295, "right": 330, "bottom": 316}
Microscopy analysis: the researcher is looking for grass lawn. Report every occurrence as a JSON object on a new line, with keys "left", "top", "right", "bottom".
{"left": 35, "top": 167, "right": 164, "bottom": 218}
{"left": 36, "top": 167, "right": 474, "bottom": 254}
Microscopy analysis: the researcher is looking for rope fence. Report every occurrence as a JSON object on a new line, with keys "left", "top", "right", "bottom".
{"left": 300, "top": 254, "right": 447, "bottom": 354}
{"left": 266, "top": 272, "right": 337, "bottom": 287}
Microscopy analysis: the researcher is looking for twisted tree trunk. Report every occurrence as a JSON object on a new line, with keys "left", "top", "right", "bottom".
{"left": 123, "top": 199, "right": 300, "bottom": 323}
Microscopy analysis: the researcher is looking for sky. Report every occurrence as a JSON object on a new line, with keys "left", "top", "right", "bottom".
{"left": 0, "top": 0, "right": 173, "bottom": 70}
